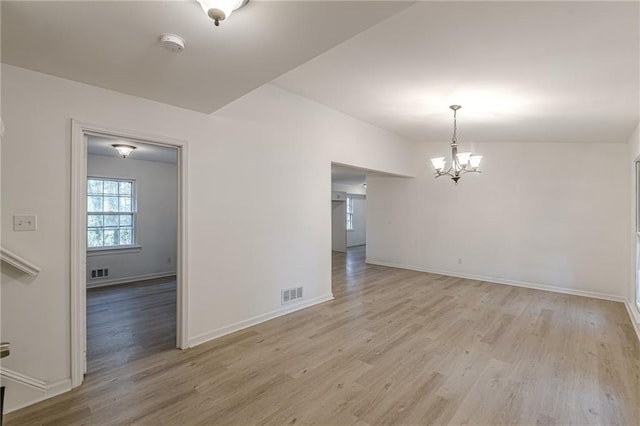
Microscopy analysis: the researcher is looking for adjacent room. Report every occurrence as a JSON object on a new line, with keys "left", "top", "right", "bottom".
{"left": 1, "top": 1, "right": 639, "bottom": 424}
{"left": 85, "top": 136, "right": 179, "bottom": 374}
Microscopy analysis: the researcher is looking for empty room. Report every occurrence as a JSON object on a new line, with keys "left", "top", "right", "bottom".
{"left": 1, "top": 1, "right": 639, "bottom": 425}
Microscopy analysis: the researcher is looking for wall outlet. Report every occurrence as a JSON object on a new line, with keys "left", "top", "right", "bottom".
{"left": 458, "top": 258, "right": 462, "bottom": 264}
{"left": 167, "top": 257, "right": 171, "bottom": 264}
{"left": 14, "top": 214, "right": 37, "bottom": 231}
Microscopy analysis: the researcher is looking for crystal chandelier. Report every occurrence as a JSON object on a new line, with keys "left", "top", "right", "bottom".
{"left": 430, "top": 105, "right": 482, "bottom": 184}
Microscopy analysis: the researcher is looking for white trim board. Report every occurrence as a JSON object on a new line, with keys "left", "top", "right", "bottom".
{"left": 0, "top": 247, "right": 41, "bottom": 276}
{"left": 0, "top": 368, "right": 71, "bottom": 413}
{"left": 365, "top": 259, "right": 626, "bottom": 303}
{"left": 86, "top": 271, "right": 176, "bottom": 288}
{"left": 189, "top": 293, "right": 334, "bottom": 348}
{"left": 625, "top": 302, "right": 640, "bottom": 342}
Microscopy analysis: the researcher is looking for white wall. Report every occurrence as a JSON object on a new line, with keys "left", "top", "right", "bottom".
{"left": 0, "top": 64, "right": 416, "bottom": 410}
{"left": 368, "top": 142, "right": 629, "bottom": 300}
{"left": 332, "top": 182, "right": 366, "bottom": 195}
{"left": 86, "top": 155, "right": 177, "bottom": 287}
{"left": 347, "top": 195, "right": 366, "bottom": 247}
{"left": 331, "top": 201, "right": 347, "bottom": 252}
{"left": 627, "top": 123, "right": 640, "bottom": 337}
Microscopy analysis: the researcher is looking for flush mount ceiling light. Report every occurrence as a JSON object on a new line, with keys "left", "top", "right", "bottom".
{"left": 430, "top": 105, "right": 482, "bottom": 184}
{"left": 196, "top": 0, "right": 249, "bottom": 26}
{"left": 112, "top": 144, "right": 136, "bottom": 159}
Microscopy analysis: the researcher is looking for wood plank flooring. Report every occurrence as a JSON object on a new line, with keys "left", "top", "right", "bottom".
{"left": 6, "top": 247, "right": 640, "bottom": 425}
{"left": 86, "top": 278, "right": 177, "bottom": 375}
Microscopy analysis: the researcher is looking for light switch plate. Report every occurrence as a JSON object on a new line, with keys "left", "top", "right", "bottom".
{"left": 14, "top": 214, "right": 37, "bottom": 231}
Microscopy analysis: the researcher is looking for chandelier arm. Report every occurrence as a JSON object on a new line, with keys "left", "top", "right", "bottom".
{"left": 458, "top": 169, "right": 482, "bottom": 175}
{"left": 434, "top": 169, "right": 456, "bottom": 178}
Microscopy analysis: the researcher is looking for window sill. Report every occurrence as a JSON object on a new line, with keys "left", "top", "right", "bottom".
{"left": 87, "top": 245, "right": 142, "bottom": 257}
{"left": 347, "top": 229, "right": 355, "bottom": 232}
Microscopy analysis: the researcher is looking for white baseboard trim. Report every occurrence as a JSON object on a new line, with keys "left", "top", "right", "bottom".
{"left": 188, "top": 293, "right": 334, "bottom": 348}
{"left": 624, "top": 301, "right": 640, "bottom": 342}
{"left": 0, "top": 368, "right": 72, "bottom": 413}
{"left": 1, "top": 368, "right": 46, "bottom": 390}
{"left": 46, "top": 378, "right": 73, "bottom": 399}
{"left": 365, "top": 259, "right": 626, "bottom": 303}
{"left": 87, "top": 271, "right": 176, "bottom": 288}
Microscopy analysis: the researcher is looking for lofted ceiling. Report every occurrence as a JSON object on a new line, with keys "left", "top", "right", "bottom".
{"left": 275, "top": 1, "right": 640, "bottom": 144}
{"left": 2, "top": 1, "right": 638, "bottom": 144}
{"left": 1, "top": 1, "right": 411, "bottom": 114}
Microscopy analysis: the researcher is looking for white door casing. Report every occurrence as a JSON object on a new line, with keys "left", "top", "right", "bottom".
{"left": 70, "top": 120, "right": 189, "bottom": 387}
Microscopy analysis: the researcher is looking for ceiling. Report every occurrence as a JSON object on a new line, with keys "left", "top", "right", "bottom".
{"left": 2, "top": 1, "right": 638, "bottom": 144}
{"left": 275, "top": 1, "right": 640, "bottom": 143}
{"left": 87, "top": 135, "right": 178, "bottom": 164}
{"left": 332, "top": 164, "right": 367, "bottom": 185}
{"left": 1, "top": 1, "right": 411, "bottom": 114}
{"left": 331, "top": 163, "right": 405, "bottom": 185}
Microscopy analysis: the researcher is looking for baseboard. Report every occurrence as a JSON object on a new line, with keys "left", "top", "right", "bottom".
{"left": 365, "top": 259, "right": 626, "bottom": 303}
{"left": 0, "top": 368, "right": 72, "bottom": 413}
{"left": 625, "top": 301, "right": 640, "bottom": 342}
{"left": 188, "top": 293, "right": 334, "bottom": 348}
{"left": 86, "top": 271, "right": 176, "bottom": 288}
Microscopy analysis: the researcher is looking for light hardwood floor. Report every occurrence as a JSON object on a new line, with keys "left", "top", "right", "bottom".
{"left": 6, "top": 247, "right": 640, "bottom": 425}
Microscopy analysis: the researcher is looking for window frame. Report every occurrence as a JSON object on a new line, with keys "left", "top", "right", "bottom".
{"left": 86, "top": 176, "right": 138, "bottom": 252}
{"left": 346, "top": 196, "right": 354, "bottom": 232}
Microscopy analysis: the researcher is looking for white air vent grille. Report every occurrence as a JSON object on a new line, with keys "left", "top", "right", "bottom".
{"left": 282, "top": 286, "right": 303, "bottom": 305}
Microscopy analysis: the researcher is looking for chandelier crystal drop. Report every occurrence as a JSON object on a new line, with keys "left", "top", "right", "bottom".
{"left": 430, "top": 105, "right": 482, "bottom": 184}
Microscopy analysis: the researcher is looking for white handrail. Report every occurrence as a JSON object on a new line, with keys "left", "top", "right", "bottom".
{"left": 0, "top": 247, "right": 41, "bottom": 276}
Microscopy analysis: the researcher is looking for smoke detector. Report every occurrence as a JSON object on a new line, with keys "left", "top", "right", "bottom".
{"left": 159, "top": 34, "right": 185, "bottom": 53}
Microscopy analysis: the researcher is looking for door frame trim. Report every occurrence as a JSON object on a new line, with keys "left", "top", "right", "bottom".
{"left": 70, "top": 119, "right": 189, "bottom": 387}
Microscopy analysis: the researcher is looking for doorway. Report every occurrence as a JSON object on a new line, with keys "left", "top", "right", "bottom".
{"left": 331, "top": 164, "right": 367, "bottom": 253}
{"left": 84, "top": 136, "right": 178, "bottom": 373}
{"left": 331, "top": 164, "right": 367, "bottom": 281}
{"left": 70, "top": 121, "right": 188, "bottom": 387}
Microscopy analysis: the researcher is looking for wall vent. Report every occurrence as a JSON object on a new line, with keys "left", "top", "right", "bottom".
{"left": 281, "top": 286, "right": 303, "bottom": 305}
{"left": 90, "top": 268, "right": 109, "bottom": 279}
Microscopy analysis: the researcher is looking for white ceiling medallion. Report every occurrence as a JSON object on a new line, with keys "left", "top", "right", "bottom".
{"left": 430, "top": 105, "right": 482, "bottom": 184}
{"left": 196, "top": 0, "right": 249, "bottom": 26}
{"left": 159, "top": 33, "right": 185, "bottom": 53}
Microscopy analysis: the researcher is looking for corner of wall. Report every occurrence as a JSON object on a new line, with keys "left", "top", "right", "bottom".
{"left": 624, "top": 302, "right": 640, "bottom": 342}
{"left": 188, "top": 293, "right": 334, "bottom": 348}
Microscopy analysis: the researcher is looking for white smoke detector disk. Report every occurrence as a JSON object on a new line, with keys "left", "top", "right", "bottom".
{"left": 159, "top": 33, "right": 185, "bottom": 52}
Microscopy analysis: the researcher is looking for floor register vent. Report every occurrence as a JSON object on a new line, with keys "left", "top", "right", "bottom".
{"left": 282, "top": 287, "right": 303, "bottom": 305}
{"left": 90, "top": 268, "right": 109, "bottom": 279}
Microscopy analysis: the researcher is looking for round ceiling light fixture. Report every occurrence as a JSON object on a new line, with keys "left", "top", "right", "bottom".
{"left": 112, "top": 144, "right": 137, "bottom": 159}
{"left": 159, "top": 33, "right": 185, "bottom": 53}
{"left": 196, "top": 0, "right": 249, "bottom": 26}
